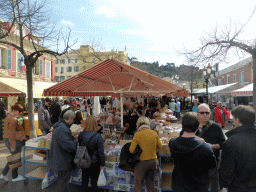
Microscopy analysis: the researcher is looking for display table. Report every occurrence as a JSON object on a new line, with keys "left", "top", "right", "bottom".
{"left": 23, "top": 118, "right": 42, "bottom": 137}
{"left": 42, "top": 161, "right": 161, "bottom": 191}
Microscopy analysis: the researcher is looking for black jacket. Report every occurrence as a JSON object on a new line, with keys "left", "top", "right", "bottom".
{"left": 196, "top": 120, "right": 225, "bottom": 160}
{"left": 219, "top": 124, "right": 256, "bottom": 192}
{"left": 119, "top": 142, "right": 142, "bottom": 172}
{"left": 49, "top": 101, "right": 62, "bottom": 125}
{"left": 169, "top": 136, "right": 216, "bottom": 192}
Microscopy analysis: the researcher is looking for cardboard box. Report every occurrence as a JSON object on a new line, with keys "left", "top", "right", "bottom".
{"left": 105, "top": 155, "right": 117, "bottom": 162}
{"left": 119, "top": 140, "right": 132, "bottom": 145}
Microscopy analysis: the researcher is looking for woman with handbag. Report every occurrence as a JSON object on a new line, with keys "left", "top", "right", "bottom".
{"left": 129, "top": 116, "right": 162, "bottom": 192}
{"left": 78, "top": 116, "right": 105, "bottom": 192}
{"left": 0, "top": 103, "right": 27, "bottom": 182}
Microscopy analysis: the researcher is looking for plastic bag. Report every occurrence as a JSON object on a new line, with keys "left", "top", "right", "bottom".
{"left": 97, "top": 169, "right": 106, "bottom": 186}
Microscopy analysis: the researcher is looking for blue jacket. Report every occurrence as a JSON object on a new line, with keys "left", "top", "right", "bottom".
{"left": 78, "top": 131, "right": 105, "bottom": 166}
{"left": 49, "top": 119, "right": 77, "bottom": 171}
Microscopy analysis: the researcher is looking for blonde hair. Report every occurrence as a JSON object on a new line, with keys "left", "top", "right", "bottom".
{"left": 136, "top": 116, "right": 150, "bottom": 128}
{"left": 83, "top": 116, "right": 98, "bottom": 132}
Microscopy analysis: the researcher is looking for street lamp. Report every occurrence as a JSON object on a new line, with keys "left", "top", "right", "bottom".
{"left": 203, "top": 64, "right": 212, "bottom": 104}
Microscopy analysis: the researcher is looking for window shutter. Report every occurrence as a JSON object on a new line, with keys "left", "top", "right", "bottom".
{"left": 39, "top": 59, "right": 43, "bottom": 75}
{"left": 7, "top": 49, "right": 12, "bottom": 70}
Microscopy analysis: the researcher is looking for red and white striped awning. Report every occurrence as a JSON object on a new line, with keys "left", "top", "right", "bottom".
{"left": 231, "top": 83, "right": 253, "bottom": 96}
{"left": 43, "top": 59, "right": 182, "bottom": 97}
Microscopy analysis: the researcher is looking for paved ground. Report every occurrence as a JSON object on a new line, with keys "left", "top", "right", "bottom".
{"left": 0, "top": 112, "right": 232, "bottom": 192}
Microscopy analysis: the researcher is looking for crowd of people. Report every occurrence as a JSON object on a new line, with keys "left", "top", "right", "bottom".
{"left": 0, "top": 95, "right": 256, "bottom": 192}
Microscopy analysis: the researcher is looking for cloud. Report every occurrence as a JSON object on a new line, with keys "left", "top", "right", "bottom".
{"left": 61, "top": 20, "right": 74, "bottom": 26}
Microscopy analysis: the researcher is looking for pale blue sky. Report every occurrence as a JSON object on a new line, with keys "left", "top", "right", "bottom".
{"left": 46, "top": 0, "right": 256, "bottom": 70}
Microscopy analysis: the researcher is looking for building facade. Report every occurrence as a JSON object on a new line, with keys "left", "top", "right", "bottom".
{"left": 215, "top": 57, "right": 253, "bottom": 107}
{"left": 55, "top": 45, "right": 129, "bottom": 82}
{"left": 215, "top": 57, "right": 253, "bottom": 86}
{"left": 0, "top": 19, "right": 56, "bottom": 82}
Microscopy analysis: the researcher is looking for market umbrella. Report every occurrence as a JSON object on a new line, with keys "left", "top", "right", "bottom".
{"left": 43, "top": 59, "right": 183, "bottom": 126}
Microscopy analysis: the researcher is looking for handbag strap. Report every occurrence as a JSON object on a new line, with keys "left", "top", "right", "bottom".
{"left": 86, "top": 132, "right": 98, "bottom": 147}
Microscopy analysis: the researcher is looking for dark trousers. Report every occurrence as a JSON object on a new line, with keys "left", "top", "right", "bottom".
{"left": 41, "top": 129, "right": 50, "bottom": 136}
{"left": 209, "top": 165, "right": 219, "bottom": 192}
{"left": 56, "top": 170, "right": 72, "bottom": 192}
{"left": 82, "top": 163, "right": 101, "bottom": 192}
{"left": 2, "top": 139, "right": 25, "bottom": 179}
{"left": 0, "top": 118, "right": 2, "bottom": 140}
{"left": 134, "top": 159, "right": 157, "bottom": 192}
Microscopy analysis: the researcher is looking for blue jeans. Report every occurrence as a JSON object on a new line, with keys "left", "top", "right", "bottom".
{"left": 2, "top": 139, "right": 25, "bottom": 179}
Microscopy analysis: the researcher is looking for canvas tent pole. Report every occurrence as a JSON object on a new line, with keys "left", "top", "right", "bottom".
{"left": 121, "top": 92, "right": 124, "bottom": 127}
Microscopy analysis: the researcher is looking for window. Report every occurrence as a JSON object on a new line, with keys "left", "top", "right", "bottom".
{"left": 55, "top": 76, "right": 60, "bottom": 82}
{"left": 66, "top": 66, "right": 72, "bottom": 72}
{"left": 83, "top": 65, "right": 86, "bottom": 70}
{"left": 101, "top": 57, "right": 105, "bottom": 61}
{"left": 68, "top": 59, "right": 71, "bottom": 63}
{"left": 67, "top": 76, "right": 72, "bottom": 78}
{"left": 60, "top": 59, "right": 65, "bottom": 64}
{"left": 75, "top": 58, "right": 78, "bottom": 63}
{"left": 92, "top": 57, "right": 95, "bottom": 62}
{"left": 17, "top": 52, "right": 24, "bottom": 72}
{"left": 39, "top": 59, "right": 43, "bottom": 75}
{"left": 45, "top": 61, "right": 51, "bottom": 77}
{"left": 233, "top": 74, "right": 236, "bottom": 83}
{"left": 227, "top": 74, "right": 230, "bottom": 84}
{"left": 61, "top": 67, "right": 64, "bottom": 73}
{"left": 240, "top": 71, "right": 245, "bottom": 83}
{"left": 55, "top": 67, "right": 58, "bottom": 73}
{"left": 56, "top": 59, "right": 59, "bottom": 64}
{"left": 7, "top": 49, "right": 12, "bottom": 70}
{"left": 83, "top": 58, "right": 86, "bottom": 63}
{"left": 74, "top": 66, "right": 79, "bottom": 72}
{"left": 60, "top": 76, "right": 65, "bottom": 81}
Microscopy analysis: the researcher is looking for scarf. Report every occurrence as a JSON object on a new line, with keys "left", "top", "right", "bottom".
{"left": 137, "top": 125, "right": 150, "bottom": 132}
{"left": 215, "top": 106, "right": 230, "bottom": 127}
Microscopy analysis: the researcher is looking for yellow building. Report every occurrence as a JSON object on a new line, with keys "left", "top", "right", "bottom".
{"left": 55, "top": 45, "right": 129, "bottom": 82}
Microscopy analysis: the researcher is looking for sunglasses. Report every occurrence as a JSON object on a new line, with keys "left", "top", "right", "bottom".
{"left": 18, "top": 110, "right": 23, "bottom": 113}
{"left": 198, "top": 112, "right": 210, "bottom": 115}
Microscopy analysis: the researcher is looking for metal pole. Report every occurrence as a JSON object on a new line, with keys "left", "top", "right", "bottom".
{"left": 120, "top": 93, "right": 123, "bottom": 127}
{"left": 206, "top": 77, "right": 209, "bottom": 104}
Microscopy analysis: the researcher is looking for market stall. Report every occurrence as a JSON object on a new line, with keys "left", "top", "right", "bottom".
{"left": 43, "top": 59, "right": 183, "bottom": 127}
{"left": 40, "top": 59, "right": 184, "bottom": 191}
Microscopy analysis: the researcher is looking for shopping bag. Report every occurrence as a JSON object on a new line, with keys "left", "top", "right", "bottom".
{"left": 7, "top": 152, "right": 22, "bottom": 170}
{"left": 97, "top": 169, "right": 106, "bottom": 186}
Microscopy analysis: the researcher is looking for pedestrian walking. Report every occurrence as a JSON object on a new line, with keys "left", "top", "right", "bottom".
{"left": 169, "top": 112, "right": 216, "bottom": 192}
{"left": 175, "top": 99, "right": 181, "bottom": 120}
{"left": 78, "top": 116, "right": 105, "bottom": 192}
{"left": 38, "top": 98, "right": 52, "bottom": 136}
{"left": 61, "top": 100, "right": 69, "bottom": 111}
{"left": 211, "top": 101, "right": 230, "bottom": 128}
{"left": 129, "top": 116, "right": 162, "bottom": 192}
{"left": 0, "top": 103, "right": 27, "bottom": 182}
{"left": 49, "top": 97, "right": 62, "bottom": 125}
{"left": 48, "top": 110, "right": 77, "bottom": 192}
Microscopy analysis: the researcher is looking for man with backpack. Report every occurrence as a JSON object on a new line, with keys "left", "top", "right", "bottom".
{"left": 48, "top": 110, "right": 77, "bottom": 192}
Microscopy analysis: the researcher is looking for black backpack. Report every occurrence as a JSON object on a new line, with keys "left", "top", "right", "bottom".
{"left": 74, "top": 132, "right": 97, "bottom": 168}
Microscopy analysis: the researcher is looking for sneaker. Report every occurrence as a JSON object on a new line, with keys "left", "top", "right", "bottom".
{"left": 12, "top": 175, "right": 25, "bottom": 182}
{"left": 0, "top": 174, "right": 9, "bottom": 182}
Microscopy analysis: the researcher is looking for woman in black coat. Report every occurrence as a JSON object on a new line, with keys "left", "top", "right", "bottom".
{"left": 78, "top": 116, "right": 105, "bottom": 192}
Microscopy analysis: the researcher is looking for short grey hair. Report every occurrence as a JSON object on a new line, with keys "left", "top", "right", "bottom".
{"left": 197, "top": 103, "right": 210, "bottom": 112}
{"left": 217, "top": 101, "right": 222, "bottom": 105}
{"left": 63, "top": 110, "right": 75, "bottom": 120}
